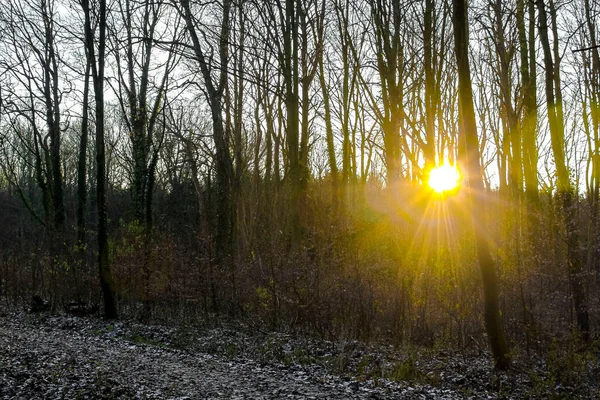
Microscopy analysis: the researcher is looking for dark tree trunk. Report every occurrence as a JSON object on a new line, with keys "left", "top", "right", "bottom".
{"left": 77, "top": 60, "right": 91, "bottom": 249}
{"left": 180, "top": 0, "right": 234, "bottom": 263}
{"left": 82, "top": 0, "right": 118, "bottom": 319}
{"left": 453, "top": 0, "right": 510, "bottom": 370}
{"left": 278, "top": 0, "right": 301, "bottom": 241}
{"left": 423, "top": 0, "right": 436, "bottom": 170}
{"left": 318, "top": 48, "right": 338, "bottom": 206}
{"left": 369, "top": 0, "right": 404, "bottom": 185}
{"left": 41, "top": 2, "right": 65, "bottom": 229}
{"left": 517, "top": 0, "right": 539, "bottom": 203}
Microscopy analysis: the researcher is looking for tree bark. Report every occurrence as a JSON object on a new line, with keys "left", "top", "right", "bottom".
{"left": 82, "top": 0, "right": 117, "bottom": 319}
{"left": 537, "top": 0, "right": 589, "bottom": 341}
{"left": 452, "top": 0, "right": 510, "bottom": 370}
{"left": 180, "top": 0, "right": 234, "bottom": 262}
{"left": 423, "top": 0, "right": 436, "bottom": 170}
{"left": 76, "top": 56, "right": 91, "bottom": 289}
{"left": 517, "top": 0, "right": 539, "bottom": 203}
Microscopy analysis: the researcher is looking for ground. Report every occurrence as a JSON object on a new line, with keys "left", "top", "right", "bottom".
{"left": 0, "top": 311, "right": 595, "bottom": 399}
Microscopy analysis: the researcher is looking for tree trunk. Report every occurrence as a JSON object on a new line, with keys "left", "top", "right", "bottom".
{"left": 180, "top": 0, "right": 234, "bottom": 262}
{"left": 280, "top": 0, "right": 301, "bottom": 241}
{"left": 452, "top": 0, "right": 510, "bottom": 370}
{"left": 83, "top": 0, "right": 118, "bottom": 319}
{"left": 77, "top": 60, "right": 90, "bottom": 251}
{"left": 517, "top": 0, "right": 539, "bottom": 203}
{"left": 318, "top": 50, "right": 338, "bottom": 206}
{"left": 493, "top": 0, "right": 521, "bottom": 197}
{"left": 537, "top": 0, "right": 589, "bottom": 341}
{"left": 423, "top": 0, "right": 436, "bottom": 169}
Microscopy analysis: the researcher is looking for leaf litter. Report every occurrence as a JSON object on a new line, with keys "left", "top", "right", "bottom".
{"left": 0, "top": 311, "right": 596, "bottom": 399}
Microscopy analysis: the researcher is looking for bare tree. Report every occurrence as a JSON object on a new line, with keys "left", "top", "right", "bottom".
{"left": 81, "top": 0, "right": 117, "bottom": 318}
{"left": 537, "top": 0, "right": 589, "bottom": 340}
{"left": 178, "top": 0, "right": 234, "bottom": 263}
{"left": 453, "top": 0, "right": 510, "bottom": 370}
{"left": 0, "top": 0, "right": 66, "bottom": 232}
{"left": 368, "top": 0, "right": 406, "bottom": 184}
{"left": 110, "top": 0, "right": 179, "bottom": 229}
{"left": 517, "top": 0, "right": 539, "bottom": 203}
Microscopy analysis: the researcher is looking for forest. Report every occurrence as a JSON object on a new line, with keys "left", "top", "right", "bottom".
{"left": 0, "top": 0, "right": 600, "bottom": 397}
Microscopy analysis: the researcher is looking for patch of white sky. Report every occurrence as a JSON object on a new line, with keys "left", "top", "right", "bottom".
{"left": 468, "top": 0, "right": 594, "bottom": 193}
{"left": 39, "top": 0, "right": 196, "bottom": 112}
{"left": 2, "top": 0, "right": 596, "bottom": 193}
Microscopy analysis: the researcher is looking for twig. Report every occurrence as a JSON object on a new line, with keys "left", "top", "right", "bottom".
{"left": 573, "top": 44, "right": 600, "bottom": 53}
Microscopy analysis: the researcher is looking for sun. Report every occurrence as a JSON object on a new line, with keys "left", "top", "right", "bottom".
{"left": 428, "top": 164, "right": 460, "bottom": 193}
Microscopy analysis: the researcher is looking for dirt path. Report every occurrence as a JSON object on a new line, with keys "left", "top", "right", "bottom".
{"left": 0, "top": 313, "right": 459, "bottom": 399}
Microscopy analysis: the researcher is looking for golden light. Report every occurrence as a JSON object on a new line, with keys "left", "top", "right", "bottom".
{"left": 428, "top": 164, "right": 460, "bottom": 193}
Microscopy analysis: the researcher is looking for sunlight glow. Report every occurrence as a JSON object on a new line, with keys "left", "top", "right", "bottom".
{"left": 428, "top": 165, "right": 460, "bottom": 193}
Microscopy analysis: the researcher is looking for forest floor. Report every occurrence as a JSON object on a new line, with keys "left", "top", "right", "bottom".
{"left": 0, "top": 310, "right": 597, "bottom": 399}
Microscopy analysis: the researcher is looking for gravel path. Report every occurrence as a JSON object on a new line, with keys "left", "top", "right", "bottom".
{"left": 0, "top": 313, "right": 462, "bottom": 399}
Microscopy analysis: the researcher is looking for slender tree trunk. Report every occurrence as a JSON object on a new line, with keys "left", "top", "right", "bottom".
{"left": 75, "top": 57, "right": 91, "bottom": 300}
{"left": 280, "top": 0, "right": 301, "bottom": 241}
{"left": 537, "top": 0, "right": 589, "bottom": 340}
{"left": 234, "top": 0, "right": 245, "bottom": 189}
{"left": 423, "top": 0, "right": 436, "bottom": 169}
{"left": 453, "top": 0, "right": 510, "bottom": 370}
{"left": 42, "top": 2, "right": 65, "bottom": 229}
{"left": 369, "top": 0, "right": 404, "bottom": 185}
{"left": 583, "top": 0, "right": 600, "bottom": 277}
{"left": 517, "top": 0, "right": 539, "bottom": 203}
{"left": 180, "top": 0, "right": 234, "bottom": 263}
{"left": 77, "top": 60, "right": 91, "bottom": 251}
{"left": 96, "top": 0, "right": 117, "bottom": 320}
{"left": 83, "top": 0, "right": 117, "bottom": 319}
{"left": 493, "top": 0, "right": 521, "bottom": 197}
{"left": 318, "top": 50, "right": 338, "bottom": 205}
